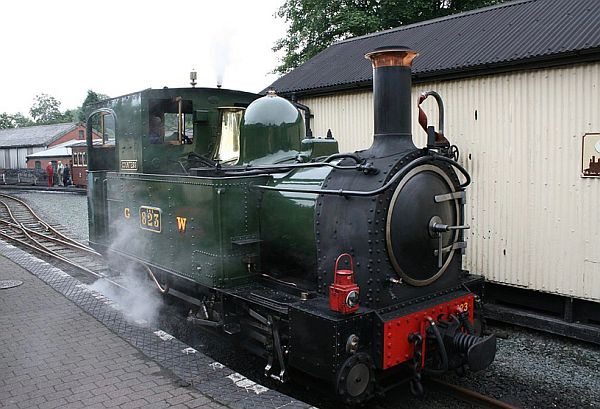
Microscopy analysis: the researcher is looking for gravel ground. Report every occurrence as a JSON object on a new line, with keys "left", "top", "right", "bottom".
{"left": 390, "top": 323, "right": 600, "bottom": 409}
{"left": 8, "top": 190, "right": 89, "bottom": 243}
{"left": 7, "top": 189, "right": 600, "bottom": 409}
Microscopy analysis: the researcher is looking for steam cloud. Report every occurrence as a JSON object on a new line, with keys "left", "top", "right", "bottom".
{"left": 212, "top": 31, "right": 232, "bottom": 88}
{"left": 88, "top": 222, "right": 164, "bottom": 325}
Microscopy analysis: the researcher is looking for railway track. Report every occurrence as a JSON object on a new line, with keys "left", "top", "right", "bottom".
{"left": 0, "top": 193, "right": 125, "bottom": 290}
{"left": 427, "top": 378, "right": 521, "bottom": 409}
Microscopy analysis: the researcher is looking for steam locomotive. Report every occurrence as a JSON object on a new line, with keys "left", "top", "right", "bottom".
{"left": 86, "top": 46, "right": 496, "bottom": 403}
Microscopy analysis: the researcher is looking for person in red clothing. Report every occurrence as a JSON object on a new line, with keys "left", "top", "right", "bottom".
{"left": 46, "top": 163, "right": 53, "bottom": 187}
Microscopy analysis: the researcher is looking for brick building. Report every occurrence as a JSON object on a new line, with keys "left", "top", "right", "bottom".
{"left": 0, "top": 123, "right": 87, "bottom": 169}
{"left": 25, "top": 139, "right": 82, "bottom": 171}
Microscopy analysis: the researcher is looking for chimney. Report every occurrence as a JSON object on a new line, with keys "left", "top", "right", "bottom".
{"left": 365, "top": 46, "right": 418, "bottom": 153}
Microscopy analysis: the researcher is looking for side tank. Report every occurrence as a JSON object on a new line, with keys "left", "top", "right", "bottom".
{"left": 239, "top": 92, "right": 338, "bottom": 287}
{"left": 259, "top": 166, "right": 331, "bottom": 286}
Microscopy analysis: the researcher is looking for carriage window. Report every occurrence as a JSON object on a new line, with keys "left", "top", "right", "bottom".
{"left": 213, "top": 107, "right": 244, "bottom": 164}
{"left": 148, "top": 98, "right": 193, "bottom": 145}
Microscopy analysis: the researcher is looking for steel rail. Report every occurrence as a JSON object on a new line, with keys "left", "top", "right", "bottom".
{"left": 0, "top": 193, "right": 94, "bottom": 251}
{"left": 428, "top": 378, "right": 521, "bottom": 409}
{"left": 0, "top": 200, "right": 101, "bottom": 264}
{"left": 0, "top": 228, "right": 127, "bottom": 292}
{"left": 0, "top": 194, "right": 126, "bottom": 292}
{"left": 0, "top": 201, "right": 49, "bottom": 253}
{"left": 0, "top": 217, "right": 100, "bottom": 257}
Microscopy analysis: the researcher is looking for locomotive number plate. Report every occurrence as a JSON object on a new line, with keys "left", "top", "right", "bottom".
{"left": 139, "top": 206, "right": 161, "bottom": 233}
{"left": 121, "top": 160, "right": 138, "bottom": 171}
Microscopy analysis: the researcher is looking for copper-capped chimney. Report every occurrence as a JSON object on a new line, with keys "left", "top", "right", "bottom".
{"left": 365, "top": 46, "right": 418, "bottom": 152}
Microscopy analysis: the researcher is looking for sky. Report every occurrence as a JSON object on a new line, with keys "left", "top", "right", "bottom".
{"left": 0, "top": 0, "right": 287, "bottom": 116}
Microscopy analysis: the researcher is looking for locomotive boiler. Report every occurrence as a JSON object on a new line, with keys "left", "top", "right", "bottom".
{"left": 86, "top": 46, "right": 496, "bottom": 403}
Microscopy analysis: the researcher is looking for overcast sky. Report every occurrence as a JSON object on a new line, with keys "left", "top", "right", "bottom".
{"left": 0, "top": 0, "right": 287, "bottom": 116}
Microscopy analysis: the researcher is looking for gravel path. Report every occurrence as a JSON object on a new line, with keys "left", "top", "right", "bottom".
{"left": 6, "top": 189, "right": 600, "bottom": 408}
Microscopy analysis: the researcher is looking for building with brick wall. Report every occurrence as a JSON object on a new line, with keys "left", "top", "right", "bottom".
{"left": 25, "top": 139, "right": 82, "bottom": 171}
{"left": 0, "top": 122, "right": 87, "bottom": 169}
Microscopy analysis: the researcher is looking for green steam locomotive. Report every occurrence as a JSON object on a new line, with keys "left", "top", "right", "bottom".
{"left": 86, "top": 46, "right": 496, "bottom": 403}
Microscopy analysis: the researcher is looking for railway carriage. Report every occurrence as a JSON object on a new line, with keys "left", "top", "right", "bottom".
{"left": 86, "top": 47, "right": 496, "bottom": 403}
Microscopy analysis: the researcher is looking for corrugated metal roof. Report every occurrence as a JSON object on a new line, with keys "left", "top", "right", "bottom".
{"left": 26, "top": 146, "right": 72, "bottom": 159}
{"left": 269, "top": 0, "right": 600, "bottom": 95}
{"left": 26, "top": 139, "right": 90, "bottom": 159}
{"left": 0, "top": 123, "right": 78, "bottom": 148}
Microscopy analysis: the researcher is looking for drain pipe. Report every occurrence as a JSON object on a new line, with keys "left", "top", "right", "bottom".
{"left": 291, "top": 93, "right": 313, "bottom": 138}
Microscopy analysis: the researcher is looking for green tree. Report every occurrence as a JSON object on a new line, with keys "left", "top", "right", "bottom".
{"left": 0, "top": 112, "right": 34, "bottom": 129}
{"left": 78, "top": 90, "right": 109, "bottom": 122}
{"left": 12, "top": 112, "right": 34, "bottom": 127}
{"left": 273, "top": 0, "right": 505, "bottom": 74}
{"left": 63, "top": 108, "right": 80, "bottom": 122}
{"left": 29, "top": 93, "right": 70, "bottom": 124}
{"left": 0, "top": 113, "right": 14, "bottom": 129}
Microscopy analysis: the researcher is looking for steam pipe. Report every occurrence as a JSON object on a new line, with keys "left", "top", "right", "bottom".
{"left": 192, "top": 153, "right": 369, "bottom": 175}
{"left": 143, "top": 264, "right": 169, "bottom": 294}
{"left": 418, "top": 90, "right": 445, "bottom": 136}
{"left": 322, "top": 153, "right": 363, "bottom": 164}
{"left": 252, "top": 153, "right": 471, "bottom": 196}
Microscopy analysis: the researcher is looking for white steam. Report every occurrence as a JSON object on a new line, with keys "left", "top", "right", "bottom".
{"left": 212, "top": 31, "right": 232, "bottom": 88}
{"left": 88, "top": 272, "right": 163, "bottom": 325}
{"left": 88, "top": 219, "right": 164, "bottom": 325}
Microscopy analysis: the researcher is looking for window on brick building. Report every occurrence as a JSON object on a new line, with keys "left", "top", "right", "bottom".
{"left": 79, "top": 130, "right": 84, "bottom": 139}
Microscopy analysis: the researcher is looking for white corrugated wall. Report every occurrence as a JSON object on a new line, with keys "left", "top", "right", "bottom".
{"left": 300, "top": 62, "right": 600, "bottom": 302}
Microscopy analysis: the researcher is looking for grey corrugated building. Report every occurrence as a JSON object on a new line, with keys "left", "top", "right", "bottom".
{"left": 0, "top": 123, "right": 85, "bottom": 169}
{"left": 268, "top": 0, "right": 600, "bottom": 333}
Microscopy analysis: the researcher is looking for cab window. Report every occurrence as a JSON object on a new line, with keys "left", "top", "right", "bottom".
{"left": 148, "top": 98, "right": 193, "bottom": 145}
{"left": 88, "top": 111, "right": 116, "bottom": 146}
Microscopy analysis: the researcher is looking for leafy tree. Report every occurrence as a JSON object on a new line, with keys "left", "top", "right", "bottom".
{"left": 12, "top": 112, "right": 34, "bottom": 127}
{"left": 78, "top": 90, "right": 110, "bottom": 122}
{"left": 273, "top": 0, "right": 505, "bottom": 74}
{"left": 0, "top": 91, "right": 105, "bottom": 130}
{"left": 63, "top": 108, "right": 80, "bottom": 122}
{"left": 0, "top": 113, "right": 14, "bottom": 129}
{"left": 0, "top": 112, "right": 34, "bottom": 129}
{"left": 29, "top": 93, "right": 70, "bottom": 124}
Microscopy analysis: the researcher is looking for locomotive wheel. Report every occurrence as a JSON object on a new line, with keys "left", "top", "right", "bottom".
{"left": 336, "top": 353, "right": 375, "bottom": 404}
